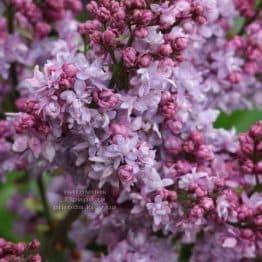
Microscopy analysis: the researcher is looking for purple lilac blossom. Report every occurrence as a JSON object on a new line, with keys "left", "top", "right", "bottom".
{"left": 0, "top": 0, "right": 261, "bottom": 261}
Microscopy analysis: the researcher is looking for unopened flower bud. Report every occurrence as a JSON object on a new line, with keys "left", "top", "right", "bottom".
{"left": 159, "top": 44, "right": 173, "bottom": 56}
{"left": 93, "top": 89, "right": 118, "bottom": 109}
{"left": 123, "top": 47, "right": 137, "bottom": 68}
{"left": 35, "top": 22, "right": 51, "bottom": 38}
{"left": 172, "top": 37, "right": 188, "bottom": 51}
{"left": 118, "top": 165, "right": 133, "bottom": 183}
{"left": 138, "top": 54, "right": 152, "bottom": 67}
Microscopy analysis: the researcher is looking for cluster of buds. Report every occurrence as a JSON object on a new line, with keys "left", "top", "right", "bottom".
{"left": 234, "top": 0, "right": 256, "bottom": 18}
{"left": 228, "top": 21, "right": 262, "bottom": 77}
{"left": 239, "top": 121, "right": 262, "bottom": 176}
{"left": 0, "top": 238, "right": 41, "bottom": 262}
{"left": 79, "top": 0, "right": 208, "bottom": 71}
{"left": 10, "top": 0, "right": 82, "bottom": 38}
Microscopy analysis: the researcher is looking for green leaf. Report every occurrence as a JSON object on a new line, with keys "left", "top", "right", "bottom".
{"left": 227, "top": 17, "right": 246, "bottom": 38}
{"left": 214, "top": 110, "right": 262, "bottom": 132}
{"left": 0, "top": 184, "right": 16, "bottom": 241}
{"left": 0, "top": 171, "right": 33, "bottom": 241}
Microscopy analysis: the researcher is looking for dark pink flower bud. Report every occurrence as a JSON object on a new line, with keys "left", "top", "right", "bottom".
{"left": 62, "top": 63, "right": 78, "bottom": 78}
{"left": 200, "top": 197, "right": 214, "bottom": 210}
{"left": 247, "top": 22, "right": 260, "bottom": 34}
{"left": 256, "top": 141, "right": 262, "bottom": 152}
{"left": 249, "top": 121, "right": 262, "bottom": 138}
{"left": 23, "top": 2, "right": 42, "bottom": 23}
{"left": 86, "top": 1, "right": 99, "bottom": 14}
{"left": 99, "top": 7, "right": 111, "bottom": 21}
{"left": 215, "top": 178, "right": 225, "bottom": 187}
{"left": 254, "top": 215, "right": 262, "bottom": 226}
{"left": 229, "top": 36, "right": 243, "bottom": 49}
{"left": 44, "top": 0, "right": 65, "bottom": 20}
{"left": 183, "top": 140, "right": 195, "bottom": 153}
{"left": 228, "top": 71, "right": 242, "bottom": 84}
{"left": 255, "top": 161, "right": 262, "bottom": 173}
{"left": 0, "top": 121, "right": 11, "bottom": 137}
{"left": 37, "top": 124, "right": 50, "bottom": 136}
{"left": 197, "top": 145, "right": 214, "bottom": 161}
{"left": 15, "top": 159, "right": 28, "bottom": 171}
{"left": 123, "top": 47, "right": 137, "bottom": 68}
{"left": 109, "top": 123, "right": 129, "bottom": 137}
{"left": 135, "top": 27, "right": 148, "bottom": 38}
{"left": 195, "top": 15, "right": 207, "bottom": 25}
{"left": 0, "top": 238, "right": 41, "bottom": 261}
{"left": 193, "top": 4, "right": 204, "bottom": 16}
{"left": 115, "top": 8, "right": 126, "bottom": 20}
{"left": 133, "top": 9, "right": 142, "bottom": 21}
{"left": 167, "top": 120, "right": 182, "bottom": 135}
{"left": 188, "top": 182, "right": 198, "bottom": 192}
{"left": 23, "top": 100, "right": 39, "bottom": 114}
{"left": 237, "top": 206, "right": 253, "bottom": 220}
{"left": 29, "top": 240, "right": 40, "bottom": 250}
{"left": 161, "top": 91, "right": 172, "bottom": 103}
{"left": 190, "top": 131, "right": 203, "bottom": 146}
{"left": 161, "top": 101, "right": 176, "bottom": 119}
{"left": 125, "top": 0, "right": 147, "bottom": 9}
{"left": 90, "top": 31, "right": 102, "bottom": 44}
{"left": 239, "top": 133, "right": 254, "bottom": 155}
{"left": 138, "top": 54, "right": 152, "bottom": 67}
{"left": 0, "top": 18, "right": 6, "bottom": 36}
{"left": 29, "top": 254, "right": 42, "bottom": 262}
{"left": 133, "top": 10, "right": 153, "bottom": 25}
{"left": 159, "top": 189, "right": 177, "bottom": 201}
{"left": 15, "top": 113, "right": 35, "bottom": 133}
{"left": 103, "top": 29, "right": 118, "bottom": 47}
{"left": 246, "top": 47, "right": 261, "bottom": 60}
{"left": 172, "top": 37, "right": 188, "bottom": 51}
{"left": 78, "top": 20, "right": 101, "bottom": 35}
{"left": 16, "top": 243, "right": 26, "bottom": 254}
{"left": 59, "top": 78, "right": 71, "bottom": 88}
{"left": 35, "top": 22, "right": 51, "bottom": 38}
{"left": 190, "top": 205, "right": 204, "bottom": 218}
{"left": 241, "top": 229, "right": 254, "bottom": 239}
{"left": 159, "top": 44, "right": 173, "bottom": 56}
{"left": 12, "top": 0, "right": 24, "bottom": 9}
{"left": 175, "top": 160, "right": 193, "bottom": 174}
{"left": 64, "top": 0, "right": 83, "bottom": 13}
{"left": 46, "top": 0, "right": 64, "bottom": 10}
{"left": 15, "top": 98, "right": 27, "bottom": 111}
{"left": 0, "top": 238, "right": 6, "bottom": 248}
{"left": 244, "top": 61, "right": 258, "bottom": 74}
{"left": 93, "top": 89, "right": 118, "bottom": 109}
{"left": 118, "top": 165, "right": 133, "bottom": 183}
{"left": 195, "top": 187, "right": 207, "bottom": 197}
{"left": 242, "top": 159, "right": 254, "bottom": 173}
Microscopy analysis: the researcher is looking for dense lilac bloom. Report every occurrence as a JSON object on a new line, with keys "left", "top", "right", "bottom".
{"left": 0, "top": 238, "right": 41, "bottom": 261}
{"left": 0, "top": 0, "right": 261, "bottom": 261}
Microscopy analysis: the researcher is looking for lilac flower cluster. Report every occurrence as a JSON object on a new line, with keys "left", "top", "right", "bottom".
{"left": 0, "top": 0, "right": 83, "bottom": 111}
{"left": 234, "top": 0, "right": 256, "bottom": 18}
{"left": 80, "top": 0, "right": 207, "bottom": 69}
{"left": 12, "top": 0, "right": 82, "bottom": 38}
{"left": 0, "top": 238, "right": 41, "bottom": 262}
{"left": 0, "top": 0, "right": 261, "bottom": 261}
